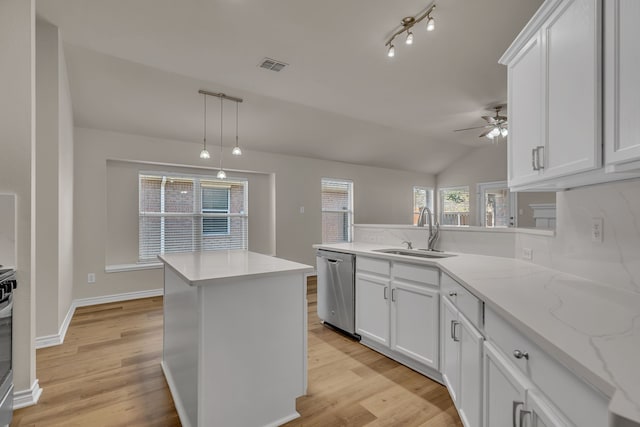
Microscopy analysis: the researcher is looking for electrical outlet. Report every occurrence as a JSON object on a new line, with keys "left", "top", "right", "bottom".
{"left": 522, "top": 247, "right": 533, "bottom": 261}
{"left": 299, "top": 206, "right": 305, "bottom": 214}
{"left": 591, "top": 217, "right": 604, "bottom": 243}
{"left": 88, "top": 273, "right": 96, "bottom": 284}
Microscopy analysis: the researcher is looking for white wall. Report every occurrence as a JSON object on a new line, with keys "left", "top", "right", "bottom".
{"left": 516, "top": 178, "right": 640, "bottom": 294}
{"left": 74, "top": 127, "right": 433, "bottom": 299}
{"left": 0, "top": 0, "right": 37, "bottom": 396}
{"left": 34, "top": 18, "right": 74, "bottom": 339}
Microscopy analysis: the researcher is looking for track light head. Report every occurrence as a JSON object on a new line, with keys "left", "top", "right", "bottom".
{"left": 426, "top": 16, "right": 435, "bottom": 31}
{"left": 405, "top": 31, "right": 414, "bottom": 45}
{"left": 387, "top": 44, "right": 395, "bottom": 57}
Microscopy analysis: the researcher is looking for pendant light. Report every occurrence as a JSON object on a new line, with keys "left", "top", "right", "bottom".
{"left": 232, "top": 101, "right": 242, "bottom": 156}
{"left": 217, "top": 96, "right": 227, "bottom": 179}
{"left": 199, "top": 94, "right": 211, "bottom": 159}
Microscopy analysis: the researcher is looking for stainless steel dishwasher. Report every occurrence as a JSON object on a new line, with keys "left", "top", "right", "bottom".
{"left": 316, "top": 250, "right": 358, "bottom": 338}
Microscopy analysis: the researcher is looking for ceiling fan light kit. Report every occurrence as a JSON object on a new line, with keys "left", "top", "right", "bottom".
{"left": 197, "top": 89, "right": 244, "bottom": 174}
{"left": 454, "top": 105, "right": 509, "bottom": 142}
{"left": 385, "top": 2, "right": 436, "bottom": 59}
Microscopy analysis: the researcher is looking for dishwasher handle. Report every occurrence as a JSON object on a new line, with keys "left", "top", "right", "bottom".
{"left": 319, "top": 255, "right": 343, "bottom": 264}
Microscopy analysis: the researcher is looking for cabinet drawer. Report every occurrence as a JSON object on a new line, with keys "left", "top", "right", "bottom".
{"left": 357, "top": 257, "right": 390, "bottom": 276}
{"left": 393, "top": 262, "right": 438, "bottom": 286}
{"left": 485, "top": 307, "right": 608, "bottom": 427}
{"left": 441, "top": 273, "right": 482, "bottom": 329}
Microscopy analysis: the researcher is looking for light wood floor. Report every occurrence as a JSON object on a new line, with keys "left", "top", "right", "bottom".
{"left": 13, "top": 278, "right": 462, "bottom": 426}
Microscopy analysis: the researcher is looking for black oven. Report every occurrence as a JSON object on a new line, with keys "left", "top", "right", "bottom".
{"left": 0, "top": 269, "right": 16, "bottom": 426}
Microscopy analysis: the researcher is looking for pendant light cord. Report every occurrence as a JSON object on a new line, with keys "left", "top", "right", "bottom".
{"left": 235, "top": 102, "right": 239, "bottom": 148}
{"left": 219, "top": 96, "right": 224, "bottom": 169}
{"left": 203, "top": 94, "right": 207, "bottom": 149}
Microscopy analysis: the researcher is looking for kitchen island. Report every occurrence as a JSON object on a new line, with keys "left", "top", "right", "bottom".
{"left": 158, "top": 250, "right": 313, "bottom": 427}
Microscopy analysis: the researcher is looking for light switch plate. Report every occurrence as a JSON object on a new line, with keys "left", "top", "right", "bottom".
{"left": 522, "top": 247, "right": 533, "bottom": 260}
{"left": 591, "top": 217, "right": 604, "bottom": 243}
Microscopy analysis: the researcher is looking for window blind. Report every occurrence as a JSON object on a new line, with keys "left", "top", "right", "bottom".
{"left": 138, "top": 173, "right": 248, "bottom": 262}
{"left": 321, "top": 178, "right": 353, "bottom": 243}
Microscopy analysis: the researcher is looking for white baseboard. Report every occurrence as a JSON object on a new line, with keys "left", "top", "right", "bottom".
{"left": 35, "top": 289, "right": 164, "bottom": 349}
{"left": 73, "top": 288, "right": 163, "bottom": 308}
{"left": 13, "top": 379, "right": 42, "bottom": 409}
{"left": 161, "top": 361, "right": 192, "bottom": 427}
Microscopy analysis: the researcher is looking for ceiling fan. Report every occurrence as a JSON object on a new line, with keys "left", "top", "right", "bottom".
{"left": 454, "top": 105, "right": 508, "bottom": 140}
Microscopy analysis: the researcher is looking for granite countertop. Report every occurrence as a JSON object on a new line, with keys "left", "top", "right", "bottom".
{"left": 158, "top": 250, "right": 313, "bottom": 286}
{"left": 313, "top": 242, "right": 640, "bottom": 426}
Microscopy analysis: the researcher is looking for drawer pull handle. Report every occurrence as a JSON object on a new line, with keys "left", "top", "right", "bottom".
{"left": 448, "top": 291, "right": 457, "bottom": 297}
{"left": 520, "top": 409, "right": 532, "bottom": 427}
{"left": 451, "top": 320, "right": 460, "bottom": 342}
{"left": 513, "top": 349, "right": 529, "bottom": 360}
{"left": 513, "top": 401, "right": 524, "bottom": 427}
{"left": 383, "top": 287, "right": 388, "bottom": 300}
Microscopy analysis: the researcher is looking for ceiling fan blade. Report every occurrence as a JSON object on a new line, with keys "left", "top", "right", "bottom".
{"left": 495, "top": 115, "right": 508, "bottom": 121}
{"left": 453, "top": 125, "right": 491, "bottom": 132}
{"left": 482, "top": 116, "right": 497, "bottom": 124}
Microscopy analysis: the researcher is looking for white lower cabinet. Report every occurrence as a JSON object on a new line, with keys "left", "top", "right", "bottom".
{"left": 484, "top": 342, "right": 572, "bottom": 427}
{"left": 355, "top": 272, "right": 390, "bottom": 346}
{"left": 442, "top": 296, "right": 483, "bottom": 427}
{"left": 355, "top": 257, "right": 439, "bottom": 373}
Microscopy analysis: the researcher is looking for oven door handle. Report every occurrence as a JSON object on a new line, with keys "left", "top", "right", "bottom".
{"left": 0, "top": 294, "right": 13, "bottom": 319}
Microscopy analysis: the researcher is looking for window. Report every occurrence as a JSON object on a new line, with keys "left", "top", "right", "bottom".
{"left": 138, "top": 172, "right": 248, "bottom": 262}
{"left": 439, "top": 186, "right": 470, "bottom": 226}
{"left": 321, "top": 178, "right": 353, "bottom": 243}
{"left": 477, "top": 181, "right": 516, "bottom": 227}
{"left": 413, "top": 186, "right": 434, "bottom": 225}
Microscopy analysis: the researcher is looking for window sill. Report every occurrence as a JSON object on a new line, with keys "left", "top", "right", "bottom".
{"left": 105, "top": 262, "right": 163, "bottom": 273}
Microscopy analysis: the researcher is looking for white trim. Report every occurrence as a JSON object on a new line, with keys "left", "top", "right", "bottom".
{"left": 35, "top": 301, "right": 75, "bottom": 349}
{"left": 36, "top": 289, "right": 164, "bottom": 348}
{"left": 161, "top": 361, "right": 193, "bottom": 427}
{"left": 263, "top": 412, "right": 301, "bottom": 427}
{"left": 74, "top": 289, "right": 163, "bottom": 308}
{"left": 304, "top": 271, "right": 317, "bottom": 280}
{"left": 13, "top": 379, "right": 42, "bottom": 409}
{"left": 105, "top": 262, "right": 163, "bottom": 273}
{"left": 354, "top": 224, "right": 555, "bottom": 237}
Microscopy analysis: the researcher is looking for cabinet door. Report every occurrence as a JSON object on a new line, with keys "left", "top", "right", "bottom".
{"left": 605, "top": 0, "right": 640, "bottom": 168}
{"left": 543, "top": 0, "right": 601, "bottom": 179}
{"left": 527, "top": 390, "right": 573, "bottom": 427}
{"left": 508, "top": 34, "right": 544, "bottom": 188}
{"left": 484, "top": 342, "right": 529, "bottom": 427}
{"left": 355, "top": 274, "right": 390, "bottom": 346}
{"left": 391, "top": 281, "right": 439, "bottom": 369}
{"left": 458, "top": 314, "right": 484, "bottom": 427}
{"left": 441, "top": 297, "right": 460, "bottom": 404}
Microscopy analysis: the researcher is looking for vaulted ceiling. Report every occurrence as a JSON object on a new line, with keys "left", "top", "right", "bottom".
{"left": 36, "top": 0, "right": 543, "bottom": 174}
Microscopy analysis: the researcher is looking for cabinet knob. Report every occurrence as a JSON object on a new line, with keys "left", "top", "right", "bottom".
{"left": 448, "top": 291, "right": 457, "bottom": 297}
{"left": 513, "top": 349, "right": 529, "bottom": 360}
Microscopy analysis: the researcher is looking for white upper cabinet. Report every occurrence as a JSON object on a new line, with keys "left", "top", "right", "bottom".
{"left": 501, "top": 0, "right": 602, "bottom": 191}
{"left": 604, "top": 0, "right": 640, "bottom": 171}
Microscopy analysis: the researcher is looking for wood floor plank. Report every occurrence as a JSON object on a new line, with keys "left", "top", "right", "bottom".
{"left": 13, "top": 276, "right": 462, "bottom": 426}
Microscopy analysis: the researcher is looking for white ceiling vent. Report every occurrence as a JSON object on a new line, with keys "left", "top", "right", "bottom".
{"left": 258, "top": 57, "right": 288, "bottom": 72}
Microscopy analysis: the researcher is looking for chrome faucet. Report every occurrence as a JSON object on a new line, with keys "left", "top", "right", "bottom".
{"left": 417, "top": 206, "right": 440, "bottom": 251}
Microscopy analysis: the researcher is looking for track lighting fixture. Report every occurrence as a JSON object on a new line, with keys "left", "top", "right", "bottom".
{"left": 196, "top": 89, "right": 244, "bottom": 166}
{"left": 385, "top": 2, "right": 436, "bottom": 59}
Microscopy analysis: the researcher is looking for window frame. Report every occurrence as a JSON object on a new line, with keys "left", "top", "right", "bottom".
{"left": 138, "top": 171, "right": 248, "bottom": 262}
{"left": 201, "top": 186, "right": 231, "bottom": 236}
{"left": 412, "top": 186, "right": 434, "bottom": 226}
{"left": 438, "top": 185, "right": 470, "bottom": 227}
{"left": 321, "top": 177, "right": 354, "bottom": 244}
{"left": 476, "top": 180, "right": 517, "bottom": 228}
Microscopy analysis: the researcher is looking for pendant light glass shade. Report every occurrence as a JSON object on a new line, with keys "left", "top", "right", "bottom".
{"left": 216, "top": 169, "right": 227, "bottom": 179}
{"left": 200, "top": 149, "right": 210, "bottom": 159}
{"left": 232, "top": 146, "right": 242, "bottom": 156}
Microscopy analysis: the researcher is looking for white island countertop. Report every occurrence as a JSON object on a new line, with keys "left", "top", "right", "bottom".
{"left": 314, "top": 242, "right": 640, "bottom": 426}
{"left": 158, "top": 250, "right": 313, "bottom": 286}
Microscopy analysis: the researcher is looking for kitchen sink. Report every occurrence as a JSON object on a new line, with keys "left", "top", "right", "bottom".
{"left": 372, "top": 248, "right": 456, "bottom": 259}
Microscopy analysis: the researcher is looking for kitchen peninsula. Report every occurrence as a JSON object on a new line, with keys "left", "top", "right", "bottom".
{"left": 158, "top": 250, "right": 313, "bottom": 427}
